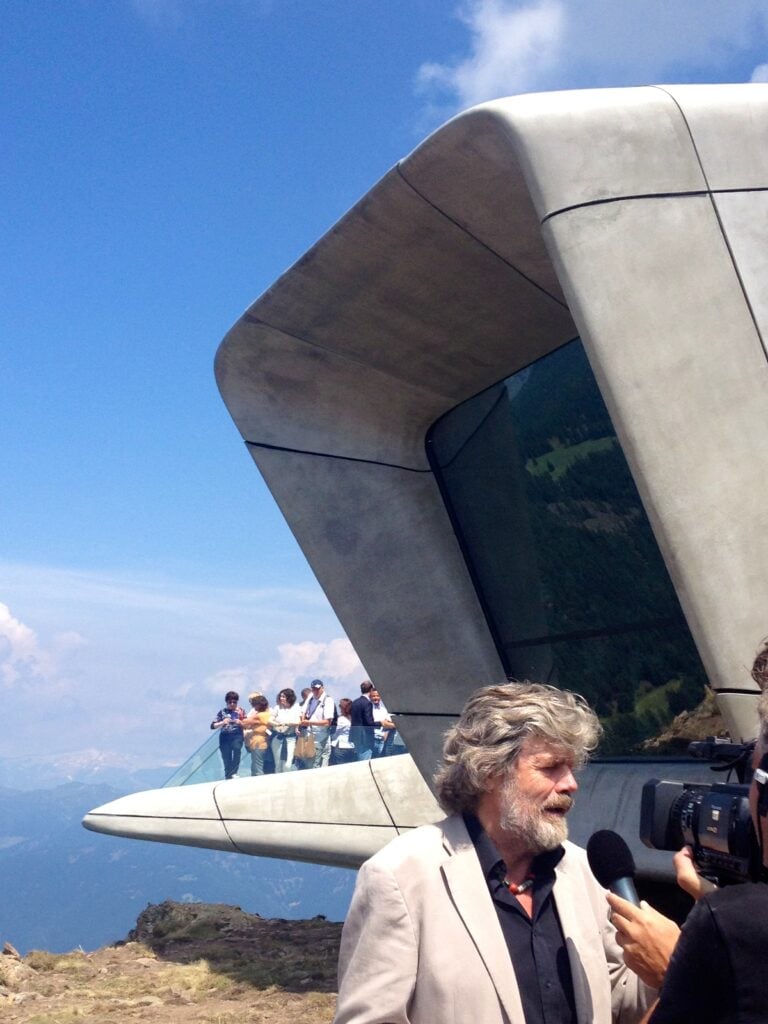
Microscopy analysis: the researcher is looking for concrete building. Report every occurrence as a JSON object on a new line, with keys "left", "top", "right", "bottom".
{"left": 84, "top": 83, "right": 768, "bottom": 884}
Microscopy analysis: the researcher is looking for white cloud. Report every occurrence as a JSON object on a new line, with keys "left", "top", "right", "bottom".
{"left": 0, "top": 602, "right": 84, "bottom": 690}
{"left": 314, "top": 637, "right": 365, "bottom": 680}
{"left": 204, "top": 637, "right": 365, "bottom": 703}
{"left": 0, "top": 602, "right": 41, "bottom": 685}
{"left": 751, "top": 63, "right": 768, "bottom": 82}
{"left": 418, "top": 0, "right": 768, "bottom": 115}
{"left": 417, "top": 0, "right": 564, "bottom": 111}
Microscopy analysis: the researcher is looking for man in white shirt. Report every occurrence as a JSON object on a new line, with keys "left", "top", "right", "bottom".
{"left": 370, "top": 688, "right": 397, "bottom": 757}
{"left": 301, "top": 678, "right": 336, "bottom": 768}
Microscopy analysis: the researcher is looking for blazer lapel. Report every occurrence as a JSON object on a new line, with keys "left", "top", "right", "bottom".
{"left": 553, "top": 850, "right": 603, "bottom": 1024}
{"left": 440, "top": 817, "right": 525, "bottom": 1023}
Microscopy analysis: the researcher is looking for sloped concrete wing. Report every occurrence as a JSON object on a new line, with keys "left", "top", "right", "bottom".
{"left": 83, "top": 756, "right": 441, "bottom": 868}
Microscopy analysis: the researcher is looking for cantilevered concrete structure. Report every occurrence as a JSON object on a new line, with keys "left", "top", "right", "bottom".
{"left": 85, "top": 84, "right": 768, "bottom": 880}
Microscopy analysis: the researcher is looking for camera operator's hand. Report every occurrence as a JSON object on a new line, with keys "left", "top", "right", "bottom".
{"left": 606, "top": 893, "right": 680, "bottom": 989}
{"left": 673, "top": 845, "right": 717, "bottom": 901}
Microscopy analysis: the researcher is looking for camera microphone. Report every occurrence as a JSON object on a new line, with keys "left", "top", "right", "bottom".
{"left": 586, "top": 829, "right": 640, "bottom": 906}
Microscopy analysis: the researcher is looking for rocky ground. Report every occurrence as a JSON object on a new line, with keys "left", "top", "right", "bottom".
{"left": 1, "top": 901, "right": 342, "bottom": 1024}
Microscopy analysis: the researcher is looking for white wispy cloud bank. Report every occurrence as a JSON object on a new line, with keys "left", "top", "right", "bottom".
{"left": 418, "top": 0, "right": 768, "bottom": 115}
{"left": 0, "top": 562, "right": 354, "bottom": 762}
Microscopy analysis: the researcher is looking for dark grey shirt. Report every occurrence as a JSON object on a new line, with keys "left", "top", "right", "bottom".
{"left": 464, "top": 813, "right": 577, "bottom": 1024}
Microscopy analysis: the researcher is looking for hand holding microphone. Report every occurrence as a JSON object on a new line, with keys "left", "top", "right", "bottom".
{"left": 587, "top": 829, "right": 679, "bottom": 990}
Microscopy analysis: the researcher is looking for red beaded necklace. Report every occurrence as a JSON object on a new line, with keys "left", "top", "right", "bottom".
{"left": 503, "top": 873, "right": 535, "bottom": 895}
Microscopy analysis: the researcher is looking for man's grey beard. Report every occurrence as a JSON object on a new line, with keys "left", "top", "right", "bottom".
{"left": 499, "top": 778, "right": 573, "bottom": 853}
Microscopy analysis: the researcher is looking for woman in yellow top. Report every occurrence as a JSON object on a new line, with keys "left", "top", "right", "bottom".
{"left": 242, "top": 693, "right": 271, "bottom": 776}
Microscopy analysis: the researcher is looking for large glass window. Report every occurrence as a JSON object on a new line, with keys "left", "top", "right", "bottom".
{"left": 427, "top": 338, "right": 710, "bottom": 756}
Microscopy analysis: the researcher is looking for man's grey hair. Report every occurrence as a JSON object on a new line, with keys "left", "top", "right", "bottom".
{"left": 433, "top": 681, "right": 602, "bottom": 815}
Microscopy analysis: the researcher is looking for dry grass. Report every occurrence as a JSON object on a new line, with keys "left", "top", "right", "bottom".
{"left": 2, "top": 902, "right": 341, "bottom": 1024}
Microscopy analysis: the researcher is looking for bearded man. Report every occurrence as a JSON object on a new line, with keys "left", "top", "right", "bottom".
{"left": 334, "top": 681, "right": 657, "bottom": 1024}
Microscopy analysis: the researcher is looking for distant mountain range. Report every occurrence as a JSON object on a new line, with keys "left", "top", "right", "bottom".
{"left": 0, "top": 760, "right": 356, "bottom": 955}
{"left": 0, "top": 749, "right": 176, "bottom": 792}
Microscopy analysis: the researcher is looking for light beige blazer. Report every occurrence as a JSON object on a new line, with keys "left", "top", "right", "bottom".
{"left": 334, "top": 815, "right": 654, "bottom": 1024}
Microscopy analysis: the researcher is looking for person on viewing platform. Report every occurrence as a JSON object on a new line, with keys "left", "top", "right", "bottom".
{"left": 371, "top": 688, "right": 397, "bottom": 757}
{"left": 334, "top": 681, "right": 659, "bottom": 1024}
{"left": 294, "top": 686, "right": 314, "bottom": 770}
{"left": 609, "top": 638, "right": 768, "bottom": 1024}
{"left": 243, "top": 693, "right": 271, "bottom": 776}
{"left": 349, "top": 680, "right": 376, "bottom": 761}
{"left": 270, "top": 688, "right": 301, "bottom": 773}
{"left": 330, "top": 697, "right": 355, "bottom": 765}
{"left": 210, "top": 690, "right": 245, "bottom": 780}
{"left": 301, "top": 678, "right": 336, "bottom": 769}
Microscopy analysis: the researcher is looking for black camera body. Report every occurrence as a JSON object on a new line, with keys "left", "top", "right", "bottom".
{"left": 640, "top": 778, "right": 758, "bottom": 883}
{"left": 640, "top": 738, "right": 760, "bottom": 884}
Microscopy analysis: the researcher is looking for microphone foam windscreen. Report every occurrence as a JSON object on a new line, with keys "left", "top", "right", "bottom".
{"left": 586, "top": 829, "right": 636, "bottom": 888}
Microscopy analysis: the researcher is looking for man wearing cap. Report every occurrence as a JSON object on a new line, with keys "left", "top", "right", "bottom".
{"left": 334, "top": 681, "right": 657, "bottom": 1024}
{"left": 301, "top": 679, "right": 336, "bottom": 769}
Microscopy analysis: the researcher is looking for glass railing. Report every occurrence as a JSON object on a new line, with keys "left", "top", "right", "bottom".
{"left": 162, "top": 732, "right": 224, "bottom": 787}
{"left": 162, "top": 727, "right": 408, "bottom": 788}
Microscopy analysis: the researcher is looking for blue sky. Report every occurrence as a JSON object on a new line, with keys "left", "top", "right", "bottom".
{"left": 3, "top": 0, "right": 768, "bottom": 768}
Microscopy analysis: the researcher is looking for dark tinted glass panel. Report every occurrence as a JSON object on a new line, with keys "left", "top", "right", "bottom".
{"left": 427, "top": 338, "right": 709, "bottom": 756}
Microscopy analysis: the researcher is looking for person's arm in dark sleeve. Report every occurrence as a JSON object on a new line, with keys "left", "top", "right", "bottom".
{"left": 648, "top": 897, "right": 730, "bottom": 1024}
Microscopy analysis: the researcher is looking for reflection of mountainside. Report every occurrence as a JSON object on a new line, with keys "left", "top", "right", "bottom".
{"left": 509, "top": 340, "right": 614, "bottom": 458}
{"left": 507, "top": 341, "right": 708, "bottom": 752}
{"left": 0, "top": 782, "right": 354, "bottom": 955}
{"left": 527, "top": 448, "right": 680, "bottom": 633}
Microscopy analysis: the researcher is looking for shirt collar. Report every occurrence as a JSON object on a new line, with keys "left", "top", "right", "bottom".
{"left": 463, "top": 812, "right": 564, "bottom": 882}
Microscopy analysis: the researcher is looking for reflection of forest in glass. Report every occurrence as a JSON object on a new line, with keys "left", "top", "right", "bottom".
{"left": 428, "top": 339, "right": 709, "bottom": 756}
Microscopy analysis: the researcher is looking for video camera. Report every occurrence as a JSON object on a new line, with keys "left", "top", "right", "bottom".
{"left": 640, "top": 738, "right": 760, "bottom": 884}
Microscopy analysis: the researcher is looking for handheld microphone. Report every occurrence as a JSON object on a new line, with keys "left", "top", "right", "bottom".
{"left": 586, "top": 829, "right": 640, "bottom": 906}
